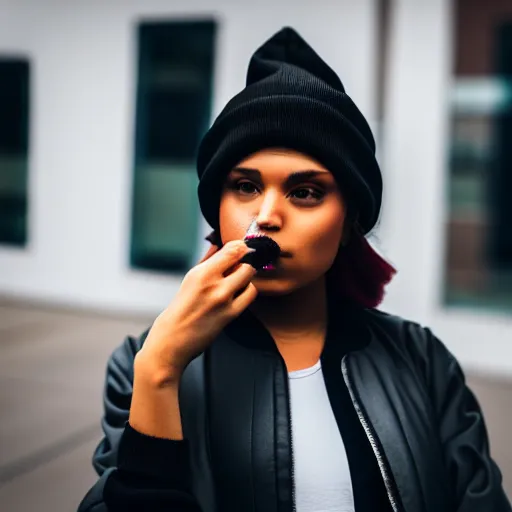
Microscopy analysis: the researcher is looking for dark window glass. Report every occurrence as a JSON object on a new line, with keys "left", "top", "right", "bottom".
{"left": 445, "top": 1, "right": 512, "bottom": 312}
{"left": 0, "top": 59, "right": 30, "bottom": 246}
{"left": 130, "top": 21, "right": 216, "bottom": 272}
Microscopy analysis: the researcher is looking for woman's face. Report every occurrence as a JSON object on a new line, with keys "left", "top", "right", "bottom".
{"left": 219, "top": 148, "right": 347, "bottom": 295}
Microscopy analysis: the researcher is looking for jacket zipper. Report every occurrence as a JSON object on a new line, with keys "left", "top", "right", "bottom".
{"left": 289, "top": 415, "right": 296, "bottom": 512}
{"left": 284, "top": 368, "right": 297, "bottom": 512}
{"left": 341, "top": 355, "right": 401, "bottom": 512}
{"left": 278, "top": 351, "right": 297, "bottom": 512}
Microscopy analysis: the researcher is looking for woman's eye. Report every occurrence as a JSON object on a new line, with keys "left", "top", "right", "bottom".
{"left": 229, "top": 180, "right": 324, "bottom": 203}
{"left": 235, "top": 181, "right": 258, "bottom": 195}
{"left": 290, "top": 187, "right": 324, "bottom": 202}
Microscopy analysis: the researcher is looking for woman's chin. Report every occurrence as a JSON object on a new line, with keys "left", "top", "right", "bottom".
{"left": 252, "top": 276, "right": 299, "bottom": 296}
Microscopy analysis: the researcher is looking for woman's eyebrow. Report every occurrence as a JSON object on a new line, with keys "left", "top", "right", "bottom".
{"left": 231, "top": 167, "right": 331, "bottom": 186}
{"left": 231, "top": 167, "right": 261, "bottom": 180}
{"left": 286, "top": 170, "right": 331, "bottom": 186}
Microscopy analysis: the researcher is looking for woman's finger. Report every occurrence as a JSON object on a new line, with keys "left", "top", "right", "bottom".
{"left": 231, "top": 282, "right": 259, "bottom": 315}
{"left": 202, "top": 240, "right": 255, "bottom": 275}
{"left": 222, "top": 262, "right": 257, "bottom": 293}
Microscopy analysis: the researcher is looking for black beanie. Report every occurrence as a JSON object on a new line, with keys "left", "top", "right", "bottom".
{"left": 196, "top": 27, "right": 382, "bottom": 235}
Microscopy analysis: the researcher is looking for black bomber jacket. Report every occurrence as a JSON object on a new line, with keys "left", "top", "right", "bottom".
{"left": 78, "top": 298, "right": 511, "bottom": 512}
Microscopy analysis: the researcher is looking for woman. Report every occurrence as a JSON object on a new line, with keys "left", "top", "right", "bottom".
{"left": 78, "top": 27, "right": 510, "bottom": 512}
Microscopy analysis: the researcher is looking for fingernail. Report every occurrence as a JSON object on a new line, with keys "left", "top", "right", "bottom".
{"left": 246, "top": 247, "right": 257, "bottom": 253}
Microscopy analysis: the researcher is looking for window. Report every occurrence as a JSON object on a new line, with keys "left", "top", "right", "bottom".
{"left": 0, "top": 58, "right": 30, "bottom": 246}
{"left": 130, "top": 21, "right": 216, "bottom": 272}
{"left": 444, "top": 0, "right": 512, "bottom": 312}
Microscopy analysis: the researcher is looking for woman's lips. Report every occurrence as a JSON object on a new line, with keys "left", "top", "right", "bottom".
{"left": 244, "top": 234, "right": 292, "bottom": 260}
{"left": 244, "top": 219, "right": 292, "bottom": 260}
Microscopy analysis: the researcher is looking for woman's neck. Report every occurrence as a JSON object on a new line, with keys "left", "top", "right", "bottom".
{"left": 249, "top": 278, "right": 328, "bottom": 370}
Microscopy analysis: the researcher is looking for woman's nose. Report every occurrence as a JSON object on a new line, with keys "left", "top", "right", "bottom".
{"left": 255, "top": 191, "right": 283, "bottom": 231}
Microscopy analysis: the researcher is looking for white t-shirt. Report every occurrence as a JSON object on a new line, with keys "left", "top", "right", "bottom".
{"left": 288, "top": 360, "right": 355, "bottom": 512}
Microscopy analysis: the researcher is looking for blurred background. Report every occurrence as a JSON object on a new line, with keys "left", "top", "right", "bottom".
{"left": 1, "top": 0, "right": 512, "bottom": 510}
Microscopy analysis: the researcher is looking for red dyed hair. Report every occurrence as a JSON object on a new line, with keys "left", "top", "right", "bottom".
{"left": 327, "top": 229, "right": 396, "bottom": 308}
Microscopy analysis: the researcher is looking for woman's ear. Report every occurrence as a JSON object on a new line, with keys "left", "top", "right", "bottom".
{"left": 205, "top": 230, "right": 222, "bottom": 247}
{"left": 197, "top": 230, "right": 223, "bottom": 264}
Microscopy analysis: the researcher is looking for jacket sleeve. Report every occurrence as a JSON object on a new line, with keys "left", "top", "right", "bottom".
{"left": 77, "top": 330, "right": 202, "bottom": 512}
{"left": 425, "top": 328, "right": 511, "bottom": 511}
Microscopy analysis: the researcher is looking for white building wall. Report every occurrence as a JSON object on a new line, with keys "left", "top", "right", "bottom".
{"left": 380, "top": 0, "right": 512, "bottom": 378}
{"left": 2, "top": 0, "right": 511, "bottom": 377}
{"left": 0, "top": 0, "right": 378, "bottom": 313}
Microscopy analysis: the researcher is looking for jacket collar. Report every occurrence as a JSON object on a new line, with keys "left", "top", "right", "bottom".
{"left": 223, "top": 292, "right": 372, "bottom": 358}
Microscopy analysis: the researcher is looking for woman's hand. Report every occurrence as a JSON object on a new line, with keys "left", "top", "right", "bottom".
{"left": 130, "top": 240, "right": 256, "bottom": 440}
{"left": 136, "top": 240, "right": 258, "bottom": 385}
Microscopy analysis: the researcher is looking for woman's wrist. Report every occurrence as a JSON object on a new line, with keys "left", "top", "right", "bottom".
{"left": 130, "top": 355, "right": 184, "bottom": 440}
{"left": 133, "top": 349, "right": 184, "bottom": 389}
